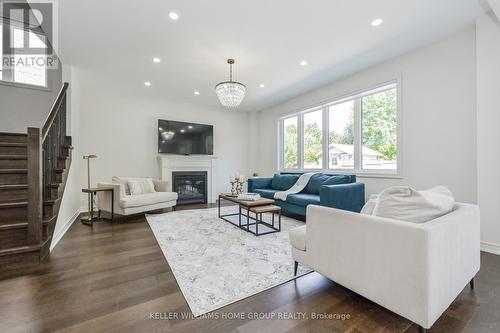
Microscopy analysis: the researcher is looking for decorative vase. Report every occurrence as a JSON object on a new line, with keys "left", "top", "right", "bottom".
{"left": 230, "top": 180, "right": 237, "bottom": 195}
{"left": 230, "top": 173, "right": 246, "bottom": 195}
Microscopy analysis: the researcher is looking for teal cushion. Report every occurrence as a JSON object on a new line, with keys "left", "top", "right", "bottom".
{"left": 303, "top": 173, "right": 332, "bottom": 194}
{"left": 271, "top": 174, "right": 300, "bottom": 190}
{"left": 286, "top": 193, "right": 321, "bottom": 206}
{"left": 253, "top": 189, "right": 278, "bottom": 199}
{"left": 322, "top": 175, "right": 351, "bottom": 186}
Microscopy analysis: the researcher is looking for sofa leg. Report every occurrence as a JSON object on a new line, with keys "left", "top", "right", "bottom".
{"left": 172, "top": 206, "right": 176, "bottom": 212}
{"left": 418, "top": 325, "right": 427, "bottom": 333}
{"left": 470, "top": 278, "right": 475, "bottom": 290}
{"left": 294, "top": 261, "right": 298, "bottom": 276}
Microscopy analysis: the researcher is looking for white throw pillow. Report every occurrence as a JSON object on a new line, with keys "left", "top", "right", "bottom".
{"left": 360, "top": 194, "right": 379, "bottom": 215}
{"left": 140, "top": 178, "right": 156, "bottom": 194}
{"left": 118, "top": 176, "right": 156, "bottom": 195}
{"left": 128, "top": 180, "right": 143, "bottom": 195}
{"left": 372, "top": 186, "right": 454, "bottom": 223}
{"left": 126, "top": 178, "right": 156, "bottom": 195}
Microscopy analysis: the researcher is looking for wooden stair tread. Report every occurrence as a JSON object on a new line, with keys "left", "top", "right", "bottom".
{"left": 0, "top": 198, "right": 57, "bottom": 208}
{"left": 0, "top": 244, "right": 40, "bottom": 257}
{"left": 0, "top": 221, "right": 28, "bottom": 230}
{"left": 0, "top": 184, "right": 28, "bottom": 190}
{"left": 0, "top": 132, "right": 27, "bottom": 136}
{"left": 0, "top": 201, "right": 28, "bottom": 208}
{"left": 0, "top": 169, "right": 27, "bottom": 173}
{"left": 0, "top": 155, "right": 27, "bottom": 160}
{"left": 0, "top": 142, "right": 27, "bottom": 147}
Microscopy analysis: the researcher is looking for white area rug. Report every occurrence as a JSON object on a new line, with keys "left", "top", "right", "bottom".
{"left": 146, "top": 207, "right": 310, "bottom": 316}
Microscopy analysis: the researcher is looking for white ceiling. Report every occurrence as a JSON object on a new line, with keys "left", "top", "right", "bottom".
{"left": 58, "top": 0, "right": 484, "bottom": 111}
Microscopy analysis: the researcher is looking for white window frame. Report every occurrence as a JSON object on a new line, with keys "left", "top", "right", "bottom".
{"left": 278, "top": 79, "right": 402, "bottom": 178}
{"left": 0, "top": 13, "right": 50, "bottom": 90}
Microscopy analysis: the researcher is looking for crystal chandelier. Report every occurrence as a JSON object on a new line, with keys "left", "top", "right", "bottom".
{"left": 215, "top": 59, "right": 246, "bottom": 108}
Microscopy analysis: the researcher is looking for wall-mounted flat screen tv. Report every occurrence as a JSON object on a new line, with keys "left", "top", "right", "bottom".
{"left": 158, "top": 120, "right": 214, "bottom": 155}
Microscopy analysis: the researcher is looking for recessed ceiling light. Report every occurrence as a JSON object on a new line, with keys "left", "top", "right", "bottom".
{"left": 194, "top": 91, "right": 200, "bottom": 95}
{"left": 153, "top": 57, "right": 161, "bottom": 63}
{"left": 300, "top": 60, "right": 308, "bottom": 66}
{"left": 180, "top": 129, "right": 185, "bottom": 133}
{"left": 188, "top": 125, "right": 193, "bottom": 129}
{"left": 169, "top": 12, "right": 179, "bottom": 20}
{"left": 144, "top": 81, "right": 151, "bottom": 87}
{"left": 259, "top": 83, "right": 265, "bottom": 88}
{"left": 371, "top": 18, "right": 383, "bottom": 27}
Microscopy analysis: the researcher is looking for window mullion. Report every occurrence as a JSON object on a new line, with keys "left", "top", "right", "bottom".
{"left": 353, "top": 98, "right": 362, "bottom": 172}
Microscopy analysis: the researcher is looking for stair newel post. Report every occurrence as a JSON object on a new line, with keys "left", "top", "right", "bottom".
{"left": 27, "top": 127, "right": 43, "bottom": 245}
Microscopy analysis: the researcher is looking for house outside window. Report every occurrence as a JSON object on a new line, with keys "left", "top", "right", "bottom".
{"left": 279, "top": 81, "right": 399, "bottom": 176}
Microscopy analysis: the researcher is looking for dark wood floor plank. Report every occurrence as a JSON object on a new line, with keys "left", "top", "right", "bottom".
{"left": 0, "top": 203, "right": 498, "bottom": 333}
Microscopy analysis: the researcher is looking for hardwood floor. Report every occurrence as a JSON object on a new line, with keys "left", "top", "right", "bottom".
{"left": 0, "top": 204, "right": 498, "bottom": 333}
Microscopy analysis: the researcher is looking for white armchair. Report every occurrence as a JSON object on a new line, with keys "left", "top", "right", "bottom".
{"left": 290, "top": 203, "right": 480, "bottom": 332}
{"left": 97, "top": 178, "right": 177, "bottom": 216}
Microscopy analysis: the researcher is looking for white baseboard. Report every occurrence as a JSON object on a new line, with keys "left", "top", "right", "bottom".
{"left": 50, "top": 209, "right": 81, "bottom": 252}
{"left": 481, "top": 241, "right": 500, "bottom": 255}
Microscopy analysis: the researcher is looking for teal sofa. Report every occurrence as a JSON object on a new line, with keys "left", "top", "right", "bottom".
{"left": 247, "top": 172, "right": 365, "bottom": 216}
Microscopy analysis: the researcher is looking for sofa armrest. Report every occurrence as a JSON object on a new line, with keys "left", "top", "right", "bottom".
{"left": 97, "top": 182, "right": 123, "bottom": 213}
{"left": 423, "top": 203, "right": 480, "bottom": 326}
{"left": 319, "top": 182, "right": 365, "bottom": 212}
{"left": 305, "top": 205, "right": 430, "bottom": 327}
{"left": 153, "top": 179, "right": 168, "bottom": 192}
{"left": 304, "top": 203, "right": 480, "bottom": 328}
{"left": 247, "top": 177, "right": 272, "bottom": 192}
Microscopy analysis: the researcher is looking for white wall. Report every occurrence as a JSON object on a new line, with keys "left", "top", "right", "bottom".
{"left": 251, "top": 26, "right": 477, "bottom": 203}
{"left": 75, "top": 69, "right": 249, "bottom": 208}
{"left": 476, "top": 12, "right": 500, "bottom": 254}
{"left": 0, "top": 62, "right": 62, "bottom": 133}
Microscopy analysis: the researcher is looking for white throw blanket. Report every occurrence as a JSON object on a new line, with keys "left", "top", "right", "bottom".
{"left": 274, "top": 173, "right": 317, "bottom": 201}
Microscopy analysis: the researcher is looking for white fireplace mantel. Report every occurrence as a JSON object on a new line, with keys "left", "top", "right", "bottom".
{"left": 157, "top": 155, "right": 218, "bottom": 203}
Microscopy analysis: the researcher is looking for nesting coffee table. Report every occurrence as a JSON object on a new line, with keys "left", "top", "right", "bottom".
{"left": 218, "top": 194, "right": 281, "bottom": 236}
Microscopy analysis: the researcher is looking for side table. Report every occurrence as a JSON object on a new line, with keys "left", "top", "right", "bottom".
{"left": 81, "top": 187, "right": 114, "bottom": 227}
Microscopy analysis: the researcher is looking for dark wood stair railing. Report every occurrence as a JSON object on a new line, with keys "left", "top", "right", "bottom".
{"left": 0, "top": 82, "right": 71, "bottom": 271}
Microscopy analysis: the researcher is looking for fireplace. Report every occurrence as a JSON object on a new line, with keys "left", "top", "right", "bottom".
{"left": 172, "top": 171, "right": 208, "bottom": 205}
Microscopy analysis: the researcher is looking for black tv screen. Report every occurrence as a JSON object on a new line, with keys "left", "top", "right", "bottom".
{"left": 158, "top": 120, "right": 214, "bottom": 155}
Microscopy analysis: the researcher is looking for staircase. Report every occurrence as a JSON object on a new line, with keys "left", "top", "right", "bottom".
{"left": 0, "top": 83, "right": 72, "bottom": 271}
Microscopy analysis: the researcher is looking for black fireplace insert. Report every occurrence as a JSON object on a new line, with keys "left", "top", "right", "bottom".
{"left": 172, "top": 171, "right": 208, "bottom": 205}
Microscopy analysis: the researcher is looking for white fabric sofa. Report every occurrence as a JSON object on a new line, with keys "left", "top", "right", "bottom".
{"left": 290, "top": 203, "right": 480, "bottom": 332}
{"left": 97, "top": 178, "right": 177, "bottom": 216}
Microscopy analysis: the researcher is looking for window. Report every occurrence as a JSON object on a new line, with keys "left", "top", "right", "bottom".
{"left": 303, "top": 110, "right": 322, "bottom": 169}
{"left": 361, "top": 88, "right": 397, "bottom": 170}
{"left": 279, "top": 82, "right": 399, "bottom": 175}
{"left": 328, "top": 100, "right": 354, "bottom": 169}
{"left": 282, "top": 116, "right": 298, "bottom": 168}
{"left": 0, "top": 24, "right": 48, "bottom": 87}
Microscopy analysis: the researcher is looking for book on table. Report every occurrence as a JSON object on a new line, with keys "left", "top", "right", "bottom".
{"left": 237, "top": 193, "right": 261, "bottom": 201}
